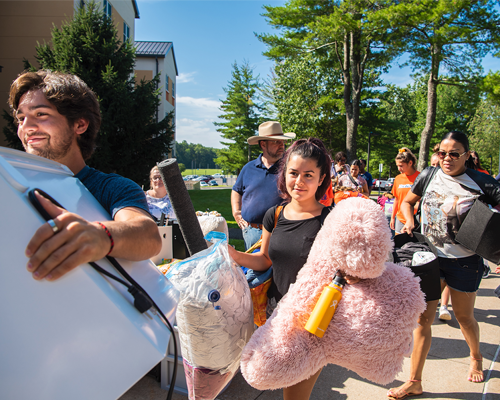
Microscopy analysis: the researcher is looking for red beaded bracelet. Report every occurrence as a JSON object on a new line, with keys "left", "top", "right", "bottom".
{"left": 97, "top": 222, "right": 114, "bottom": 256}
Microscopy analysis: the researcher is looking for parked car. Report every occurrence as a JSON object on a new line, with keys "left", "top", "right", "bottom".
{"left": 208, "top": 180, "right": 218, "bottom": 186}
{"left": 200, "top": 181, "right": 208, "bottom": 187}
{"left": 374, "top": 179, "right": 390, "bottom": 191}
{"left": 383, "top": 180, "right": 394, "bottom": 191}
{"left": 199, "top": 175, "right": 214, "bottom": 183}
{"left": 213, "top": 173, "right": 223, "bottom": 178}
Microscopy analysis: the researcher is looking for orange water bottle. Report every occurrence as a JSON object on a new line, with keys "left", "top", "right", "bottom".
{"left": 304, "top": 274, "right": 346, "bottom": 338}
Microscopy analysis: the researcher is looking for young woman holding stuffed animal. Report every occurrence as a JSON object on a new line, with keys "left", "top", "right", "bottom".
{"left": 229, "top": 138, "right": 358, "bottom": 400}
{"left": 390, "top": 131, "right": 500, "bottom": 399}
{"left": 390, "top": 148, "right": 420, "bottom": 234}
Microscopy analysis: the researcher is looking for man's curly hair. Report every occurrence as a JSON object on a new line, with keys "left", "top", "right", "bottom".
{"left": 9, "top": 70, "right": 101, "bottom": 160}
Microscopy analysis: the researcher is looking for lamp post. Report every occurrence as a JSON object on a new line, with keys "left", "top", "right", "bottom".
{"left": 367, "top": 132, "right": 380, "bottom": 173}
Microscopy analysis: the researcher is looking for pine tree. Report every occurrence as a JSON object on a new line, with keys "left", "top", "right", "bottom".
{"left": 215, "top": 61, "right": 263, "bottom": 174}
{"left": 7, "top": 1, "right": 173, "bottom": 186}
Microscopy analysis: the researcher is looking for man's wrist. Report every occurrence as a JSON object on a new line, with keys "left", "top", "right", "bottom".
{"left": 96, "top": 222, "right": 114, "bottom": 256}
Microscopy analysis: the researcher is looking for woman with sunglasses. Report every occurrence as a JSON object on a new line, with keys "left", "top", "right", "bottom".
{"left": 387, "top": 131, "right": 500, "bottom": 399}
{"left": 331, "top": 151, "right": 350, "bottom": 177}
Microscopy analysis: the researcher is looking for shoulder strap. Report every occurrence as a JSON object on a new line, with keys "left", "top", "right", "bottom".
{"left": 421, "top": 167, "right": 439, "bottom": 197}
{"left": 273, "top": 205, "right": 283, "bottom": 230}
{"left": 348, "top": 174, "right": 360, "bottom": 188}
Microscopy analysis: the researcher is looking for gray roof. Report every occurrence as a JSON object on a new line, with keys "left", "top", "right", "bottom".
{"left": 135, "top": 41, "right": 178, "bottom": 75}
{"left": 135, "top": 41, "right": 172, "bottom": 57}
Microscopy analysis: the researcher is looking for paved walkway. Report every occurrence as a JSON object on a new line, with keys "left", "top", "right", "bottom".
{"left": 120, "top": 263, "right": 500, "bottom": 400}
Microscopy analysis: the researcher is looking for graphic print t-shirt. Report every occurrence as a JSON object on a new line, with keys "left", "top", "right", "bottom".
{"left": 421, "top": 169, "right": 482, "bottom": 258}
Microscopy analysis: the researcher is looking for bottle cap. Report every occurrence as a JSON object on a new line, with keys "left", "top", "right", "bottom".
{"left": 333, "top": 274, "right": 346, "bottom": 287}
{"left": 208, "top": 289, "right": 221, "bottom": 310}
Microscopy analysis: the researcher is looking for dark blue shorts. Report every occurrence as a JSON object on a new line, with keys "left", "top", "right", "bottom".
{"left": 439, "top": 254, "right": 483, "bottom": 293}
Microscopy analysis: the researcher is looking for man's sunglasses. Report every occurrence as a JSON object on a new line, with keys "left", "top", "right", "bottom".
{"left": 436, "top": 150, "right": 467, "bottom": 160}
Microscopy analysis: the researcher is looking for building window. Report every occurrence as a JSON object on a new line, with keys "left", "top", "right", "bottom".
{"left": 172, "top": 81, "right": 175, "bottom": 98}
{"left": 166, "top": 75, "right": 170, "bottom": 92}
{"left": 103, "top": 0, "right": 112, "bottom": 19}
{"left": 123, "top": 22, "right": 130, "bottom": 42}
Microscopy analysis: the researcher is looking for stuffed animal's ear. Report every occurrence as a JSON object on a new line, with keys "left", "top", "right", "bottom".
{"left": 309, "top": 198, "right": 393, "bottom": 279}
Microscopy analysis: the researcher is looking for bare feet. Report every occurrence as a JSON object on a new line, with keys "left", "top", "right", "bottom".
{"left": 387, "top": 379, "right": 423, "bottom": 399}
{"left": 468, "top": 356, "right": 484, "bottom": 383}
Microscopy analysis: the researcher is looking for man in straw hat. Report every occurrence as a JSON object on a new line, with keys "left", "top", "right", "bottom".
{"left": 232, "top": 121, "right": 295, "bottom": 250}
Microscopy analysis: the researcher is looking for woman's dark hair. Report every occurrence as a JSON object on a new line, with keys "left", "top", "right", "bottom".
{"left": 334, "top": 151, "right": 347, "bottom": 163}
{"left": 277, "top": 138, "right": 332, "bottom": 202}
{"left": 441, "top": 131, "right": 469, "bottom": 152}
{"left": 395, "top": 147, "right": 417, "bottom": 166}
{"left": 470, "top": 151, "right": 484, "bottom": 170}
{"left": 9, "top": 70, "right": 101, "bottom": 161}
{"left": 350, "top": 159, "right": 362, "bottom": 168}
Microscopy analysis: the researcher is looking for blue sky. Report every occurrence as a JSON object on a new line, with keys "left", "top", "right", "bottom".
{"left": 135, "top": 0, "right": 499, "bottom": 149}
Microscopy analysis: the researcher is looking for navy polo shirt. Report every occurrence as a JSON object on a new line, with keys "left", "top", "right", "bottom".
{"left": 232, "top": 154, "right": 282, "bottom": 224}
{"left": 360, "top": 171, "right": 373, "bottom": 188}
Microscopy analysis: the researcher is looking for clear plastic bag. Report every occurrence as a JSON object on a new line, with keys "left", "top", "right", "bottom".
{"left": 165, "top": 232, "right": 254, "bottom": 400}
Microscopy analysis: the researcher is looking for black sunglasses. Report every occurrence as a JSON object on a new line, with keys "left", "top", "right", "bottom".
{"left": 436, "top": 150, "right": 467, "bottom": 161}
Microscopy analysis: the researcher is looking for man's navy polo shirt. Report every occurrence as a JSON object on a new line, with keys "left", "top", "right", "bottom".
{"left": 360, "top": 171, "right": 373, "bottom": 188}
{"left": 233, "top": 154, "right": 282, "bottom": 224}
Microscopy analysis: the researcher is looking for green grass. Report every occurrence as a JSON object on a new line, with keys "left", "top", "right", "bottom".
{"left": 182, "top": 169, "right": 222, "bottom": 176}
{"left": 188, "top": 188, "right": 233, "bottom": 219}
{"left": 187, "top": 188, "right": 245, "bottom": 251}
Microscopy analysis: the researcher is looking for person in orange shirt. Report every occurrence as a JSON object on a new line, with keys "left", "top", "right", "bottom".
{"left": 390, "top": 147, "right": 420, "bottom": 234}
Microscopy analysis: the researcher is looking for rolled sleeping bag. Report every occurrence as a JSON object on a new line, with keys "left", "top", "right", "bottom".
{"left": 157, "top": 159, "right": 207, "bottom": 256}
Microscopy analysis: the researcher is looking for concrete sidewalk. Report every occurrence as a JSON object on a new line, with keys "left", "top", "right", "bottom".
{"left": 120, "top": 266, "right": 500, "bottom": 400}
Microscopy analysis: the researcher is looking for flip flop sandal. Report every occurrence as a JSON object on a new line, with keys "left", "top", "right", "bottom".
{"left": 387, "top": 379, "right": 423, "bottom": 399}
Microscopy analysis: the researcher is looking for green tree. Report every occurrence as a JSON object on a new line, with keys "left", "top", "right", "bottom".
{"left": 379, "top": 0, "right": 500, "bottom": 170}
{"left": 175, "top": 140, "right": 219, "bottom": 171}
{"left": 16, "top": 1, "right": 173, "bottom": 186}
{"left": 258, "top": 0, "right": 397, "bottom": 161}
{"left": 483, "top": 71, "right": 500, "bottom": 104}
{"left": 371, "top": 75, "right": 480, "bottom": 176}
{"left": 468, "top": 97, "right": 500, "bottom": 175}
{"left": 215, "top": 61, "right": 263, "bottom": 174}
{"left": 271, "top": 54, "right": 346, "bottom": 151}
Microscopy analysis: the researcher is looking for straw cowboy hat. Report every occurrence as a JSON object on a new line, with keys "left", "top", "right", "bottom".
{"left": 247, "top": 121, "right": 296, "bottom": 145}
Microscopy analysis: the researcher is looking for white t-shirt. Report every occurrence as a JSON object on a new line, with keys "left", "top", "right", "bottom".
{"left": 421, "top": 169, "right": 482, "bottom": 258}
{"left": 145, "top": 193, "right": 176, "bottom": 220}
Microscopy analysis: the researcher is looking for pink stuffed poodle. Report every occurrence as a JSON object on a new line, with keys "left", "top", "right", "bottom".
{"left": 241, "top": 197, "right": 426, "bottom": 389}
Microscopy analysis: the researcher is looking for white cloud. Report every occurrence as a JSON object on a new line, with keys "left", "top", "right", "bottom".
{"left": 173, "top": 95, "right": 224, "bottom": 148}
{"left": 177, "top": 72, "right": 197, "bottom": 84}
{"left": 176, "top": 95, "right": 220, "bottom": 110}
{"left": 175, "top": 118, "right": 224, "bottom": 149}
